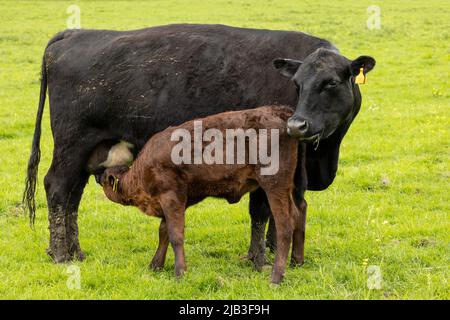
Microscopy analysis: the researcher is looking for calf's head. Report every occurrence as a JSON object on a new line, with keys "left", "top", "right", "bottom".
{"left": 274, "top": 48, "right": 375, "bottom": 142}
{"left": 100, "top": 165, "right": 131, "bottom": 205}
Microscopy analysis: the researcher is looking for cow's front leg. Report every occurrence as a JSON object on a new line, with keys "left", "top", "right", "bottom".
{"left": 291, "top": 199, "right": 307, "bottom": 266}
{"left": 150, "top": 219, "right": 169, "bottom": 271}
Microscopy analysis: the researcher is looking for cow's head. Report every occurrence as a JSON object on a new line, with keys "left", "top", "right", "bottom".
{"left": 273, "top": 48, "right": 375, "bottom": 142}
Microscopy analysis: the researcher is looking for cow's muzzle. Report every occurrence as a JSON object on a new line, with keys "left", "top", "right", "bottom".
{"left": 287, "top": 117, "right": 309, "bottom": 138}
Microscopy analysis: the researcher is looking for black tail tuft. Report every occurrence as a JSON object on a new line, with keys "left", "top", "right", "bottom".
{"left": 23, "top": 55, "right": 47, "bottom": 227}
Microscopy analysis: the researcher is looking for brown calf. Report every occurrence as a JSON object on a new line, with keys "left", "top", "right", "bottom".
{"left": 99, "top": 106, "right": 306, "bottom": 284}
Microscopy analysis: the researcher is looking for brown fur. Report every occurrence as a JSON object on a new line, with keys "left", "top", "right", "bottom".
{"left": 101, "top": 106, "right": 305, "bottom": 283}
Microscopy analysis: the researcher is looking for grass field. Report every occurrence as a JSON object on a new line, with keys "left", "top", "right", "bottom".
{"left": 0, "top": 0, "right": 449, "bottom": 299}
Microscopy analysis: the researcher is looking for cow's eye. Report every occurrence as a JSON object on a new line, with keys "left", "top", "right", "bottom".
{"left": 325, "top": 80, "right": 339, "bottom": 89}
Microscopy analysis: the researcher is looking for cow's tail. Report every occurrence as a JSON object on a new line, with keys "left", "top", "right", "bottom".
{"left": 23, "top": 53, "right": 47, "bottom": 227}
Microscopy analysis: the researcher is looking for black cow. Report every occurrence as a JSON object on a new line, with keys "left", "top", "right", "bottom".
{"left": 23, "top": 24, "right": 374, "bottom": 266}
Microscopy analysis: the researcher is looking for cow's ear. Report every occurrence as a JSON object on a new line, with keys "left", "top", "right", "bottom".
{"left": 273, "top": 58, "right": 302, "bottom": 78}
{"left": 350, "top": 56, "right": 376, "bottom": 76}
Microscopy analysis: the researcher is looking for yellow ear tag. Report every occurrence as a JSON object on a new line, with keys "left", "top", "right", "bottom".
{"left": 113, "top": 178, "right": 119, "bottom": 192}
{"left": 355, "top": 67, "right": 366, "bottom": 84}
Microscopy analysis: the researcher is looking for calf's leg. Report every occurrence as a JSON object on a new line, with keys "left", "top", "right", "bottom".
{"left": 150, "top": 219, "right": 169, "bottom": 271}
{"left": 160, "top": 192, "right": 187, "bottom": 278}
{"left": 266, "top": 192, "right": 293, "bottom": 284}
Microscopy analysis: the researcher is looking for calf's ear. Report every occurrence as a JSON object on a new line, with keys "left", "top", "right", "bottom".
{"left": 107, "top": 175, "right": 116, "bottom": 187}
{"left": 350, "top": 56, "right": 376, "bottom": 76}
{"left": 273, "top": 58, "right": 302, "bottom": 78}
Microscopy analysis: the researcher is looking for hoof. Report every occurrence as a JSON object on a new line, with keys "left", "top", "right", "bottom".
{"left": 290, "top": 257, "right": 305, "bottom": 267}
{"left": 149, "top": 259, "right": 165, "bottom": 271}
{"left": 270, "top": 269, "right": 285, "bottom": 284}
{"left": 252, "top": 255, "right": 266, "bottom": 272}
{"left": 46, "top": 247, "right": 71, "bottom": 263}
{"left": 149, "top": 264, "right": 163, "bottom": 272}
{"left": 150, "top": 265, "right": 163, "bottom": 272}
{"left": 254, "top": 263, "right": 263, "bottom": 272}
{"left": 175, "top": 268, "right": 186, "bottom": 279}
{"left": 270, "top": 275, "right": 284, "bottom": 285}
{"left": 244, "top": 248, "right": 260, "bottom": 262}
{"left": 244, "top": 252, "right": 268, "bottom": 272}
{"left": 75, "top": 250, "right": 86, "bottom": 261}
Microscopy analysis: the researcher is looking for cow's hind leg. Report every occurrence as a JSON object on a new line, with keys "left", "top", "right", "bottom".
{"left": 43, "top": 136, "right": 103, "bottom": 263}
{"left": 44, "top": 157, "right": 88, "bottom": 263}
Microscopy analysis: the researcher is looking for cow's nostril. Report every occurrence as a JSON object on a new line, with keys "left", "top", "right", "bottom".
{"left": 297, "top": 120, "right": 308, "bottom": 132}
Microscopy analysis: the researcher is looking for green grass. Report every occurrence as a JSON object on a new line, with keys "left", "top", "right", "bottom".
{"left": 0, "top": 0, "right": 449, "bottom": 299}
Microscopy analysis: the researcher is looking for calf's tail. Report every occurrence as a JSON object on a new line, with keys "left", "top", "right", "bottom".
{"left": 23, "top": 54, "right": 47, "bottom": 227}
